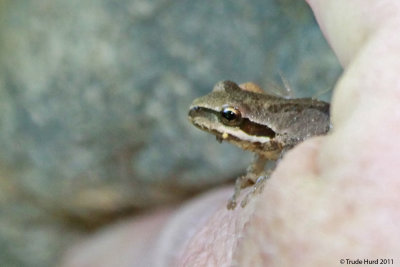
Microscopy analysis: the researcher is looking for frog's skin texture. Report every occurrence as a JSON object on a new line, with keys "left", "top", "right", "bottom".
{"left": 188, "top": 81, "right": 330, "bottom": 209}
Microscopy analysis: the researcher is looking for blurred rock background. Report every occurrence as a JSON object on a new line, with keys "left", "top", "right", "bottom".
{"left": 0, "top": 0, "right": 341, "bottom": 266}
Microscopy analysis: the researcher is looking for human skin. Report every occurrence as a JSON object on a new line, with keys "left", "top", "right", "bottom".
{"left": 61, "top": 1, "right": 400, "bottom": 266}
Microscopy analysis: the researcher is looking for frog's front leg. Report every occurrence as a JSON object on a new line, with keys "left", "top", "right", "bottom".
{"left": 227, "top": 155, "right": 268, "bottom": 209}
{"left": 240, "top": 169, "right": 272, "bottom": 208}
{"left": 239, "top": 149, "right": 289, "bottom": 208}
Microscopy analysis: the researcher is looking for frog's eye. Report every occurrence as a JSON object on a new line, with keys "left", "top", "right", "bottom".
{"left": 221, "top": 106, "right": 242, "bottom": 126}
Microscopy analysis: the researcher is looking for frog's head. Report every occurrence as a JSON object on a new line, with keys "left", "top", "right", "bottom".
{"left": 188, "top": 81, "right": 280, "bottom": 158}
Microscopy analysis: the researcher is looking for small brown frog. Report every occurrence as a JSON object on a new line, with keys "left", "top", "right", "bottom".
{"left": 188, "top": 81, "right": 330, "bottom": 209}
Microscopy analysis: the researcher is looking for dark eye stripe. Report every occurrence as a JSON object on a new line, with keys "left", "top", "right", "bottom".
{"left": 189, "top": 106, "right": 276, "bottom": 139}
{"left": 239, "top": 118, "right": 276, "bottom": 138}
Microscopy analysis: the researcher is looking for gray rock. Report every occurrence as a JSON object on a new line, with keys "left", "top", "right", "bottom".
{"left": 0, "top": 0, "right": 341, "bottom": 266}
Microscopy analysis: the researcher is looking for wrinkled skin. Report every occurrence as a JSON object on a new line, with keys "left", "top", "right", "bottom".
{"left": 62, "top": 1, "right": 400, "bottom": 266}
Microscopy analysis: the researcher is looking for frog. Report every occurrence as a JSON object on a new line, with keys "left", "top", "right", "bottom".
{"left": 188, "top": 80, "right": 331, "bottom": 209}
